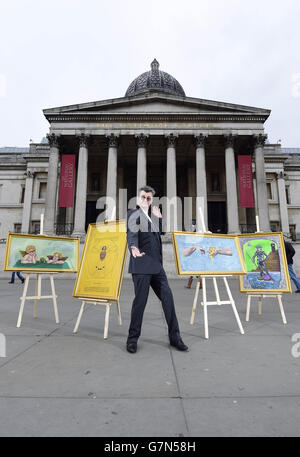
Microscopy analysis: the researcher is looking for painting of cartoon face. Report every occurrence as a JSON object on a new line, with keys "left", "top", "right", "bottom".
{"left": 73, "top": 221, "right": 127, "bottom": 301}
{"left": 87, "top": 239, "right": 118, "bottom": 277}
{"left": 100, "top": 246, "right": 107, "bottom": 261}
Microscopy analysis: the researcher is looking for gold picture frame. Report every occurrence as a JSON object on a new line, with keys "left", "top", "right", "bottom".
{"left": 73, "top": 220, "right": 127, "bottom": 301}
{"left": 3, "top": 233, "right": 79, "bottom": 273}
{"left": 237, "top": 232, "right": 292, "bottom": 293}
{"left": 172, "top": 231, "right": 246, "bottom": 276}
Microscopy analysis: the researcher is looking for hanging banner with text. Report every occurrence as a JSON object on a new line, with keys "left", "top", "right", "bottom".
{"left": 58, "top": 154, "right": 75, "bottom": 207}
{"left": 238, "top": 155, "right": 255, "bottom": 208}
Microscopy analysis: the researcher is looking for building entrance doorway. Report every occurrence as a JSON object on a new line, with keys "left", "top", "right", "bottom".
{"left": 85, "top": 201, "right": 102, "bottom": 231}
{"left": 208, "top": 202, "right": 227, "bottom": 233}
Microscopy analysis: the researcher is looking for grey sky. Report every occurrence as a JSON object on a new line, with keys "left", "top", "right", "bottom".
{"left": 0, "top": 0, "right": 299, "bottom": 147}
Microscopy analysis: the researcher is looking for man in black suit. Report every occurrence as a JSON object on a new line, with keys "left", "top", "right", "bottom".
{"left": 126, "top": 185, "right": 188, "bottom": 353}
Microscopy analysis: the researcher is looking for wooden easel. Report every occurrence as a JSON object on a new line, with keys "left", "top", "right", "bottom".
{"left": 189, "top": 207, "right": 245, "bottom": 339}
{"left": 16, "top": 214, "right": 60, "bottom": 327}
{"left": 72, "top": 206, "right": 123, "bottom": 339}
{"left": 190, "top": 275, "right": 245, "bottom": 339}
{"left": 244, "top": 215, "right": 287, "bottom": 324}
{"left": 17, "top": 272, "right": 60, "bottom": 327}
{"left": 73, "top": 298, "right": 122, "bottom": 339}
{"left": 245, "top": 293, "right": 287, "bottom": 324}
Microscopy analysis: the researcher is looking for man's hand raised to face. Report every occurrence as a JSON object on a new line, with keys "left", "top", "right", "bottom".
{"left": 131, "top": 246, "right": 145, "bottom": 258}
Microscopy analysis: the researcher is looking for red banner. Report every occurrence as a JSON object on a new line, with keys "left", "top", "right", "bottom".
{"left": 58, "top": 154, "right": 75, "bottom": 207}
{"left": 238, "top": 155, "right": 255, "bottom": 208}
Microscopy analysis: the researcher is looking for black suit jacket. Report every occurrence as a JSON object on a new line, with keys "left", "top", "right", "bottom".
{"left": 127, "top": 206, "right": 163, "bottom": 274}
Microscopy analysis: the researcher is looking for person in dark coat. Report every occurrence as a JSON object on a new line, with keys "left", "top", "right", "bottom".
{"left": 284, "top": 240, "right": 300, "bottom": 293}
{"left": 126, "top": 185, "right": 188, "bottom": 353}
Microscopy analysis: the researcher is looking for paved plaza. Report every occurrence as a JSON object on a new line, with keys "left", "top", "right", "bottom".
{"left": 0, "top": 275, "right": 300, "bottom": 437}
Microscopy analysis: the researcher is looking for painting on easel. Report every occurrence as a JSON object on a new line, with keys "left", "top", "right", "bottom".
{"left": 3, "top": 233, "right": 79, "bottom": 273}
{"left": 73, "top": 220, "right": 127, "bottom": 301}
{"left": 172, "top": 232, "right": 246, "bottom": 276}
{"left": 237, "top": 232, "right": 292, "bottom": 293}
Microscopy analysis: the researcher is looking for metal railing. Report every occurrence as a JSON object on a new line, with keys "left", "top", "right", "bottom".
{"left": 239, "top": 224, "right": 257, "bottom": 234}
{"left": 54, "top": 223, "right": 74, "bottom": 236}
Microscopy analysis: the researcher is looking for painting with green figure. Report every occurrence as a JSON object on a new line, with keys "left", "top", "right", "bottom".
{"left": 243, "top": 239, "right": 278, "bottom": 272}
{"left": 237, "top": 233, "right": 291, "bottom": 293}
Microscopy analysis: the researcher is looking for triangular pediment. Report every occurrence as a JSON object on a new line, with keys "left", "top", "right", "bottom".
{"left": 43, "top": 91, "right": 270, "bottom": 120}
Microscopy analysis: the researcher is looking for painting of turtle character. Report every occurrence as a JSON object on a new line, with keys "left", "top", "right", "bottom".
{"left": 3, "top": 233, "right": 79, "bottom": 273}
{"left": 237, "top": 232, "right": 291, "bottom": 293}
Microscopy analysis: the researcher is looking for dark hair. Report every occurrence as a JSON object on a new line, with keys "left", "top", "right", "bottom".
{"left": 138, "top": 185, "right": 155, "bottom": 196}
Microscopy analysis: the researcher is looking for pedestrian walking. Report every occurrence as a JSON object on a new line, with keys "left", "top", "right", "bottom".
{"left": 8, "top": 271, "right": 25, "bottom": 284}
{"left": 284, "top": 240, "right": 300, "bottom": 293}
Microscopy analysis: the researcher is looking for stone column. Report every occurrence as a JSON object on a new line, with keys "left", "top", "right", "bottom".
{"left": 224, "top": 134, "right": 240, "bottom": 233}
{"left": 194, "top": 134, "right": 208, "bottom": 231}
{"left": 277, "top": 171, "right": 289, "bottom": 235}
{"left": 135, "top": 133, "right": 148, "bottom": 193}
{"left": 185, "top": 163, "right": 195, "bottom": 231}
{"left": 252, "top": 173, "right": 258, "bottom": 209}
{"left": 117, "top": 160, "right": 126, "bottom": 220}
{"left": 21, "top": 170, "right": 34, "bottom": 233}
{"left": 165, "top": 134, "right": 178, "bottom": 231}
{"left": 254, "top": 134, "right": 270, "bottom": 231}
{"left": 44, "top": 133, "right": 60, "bottom": 235}
{"left": 72, "top": 134, "right": 89, "bottom": 239}
{"left": 105, "top": 134, "right": 119, "bottom": 217}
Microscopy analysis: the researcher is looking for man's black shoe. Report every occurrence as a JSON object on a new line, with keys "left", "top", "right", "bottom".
{"left": 21, "top": 279, "right": 25, "bottom": 284}
{"left": 170, "top": 339, "right": 189, "bottom": 351}
{"left": 8, "top": 281, "right": 14, "bottom": 284}
{"left": 295, "top": 290, "right": 300, "bottom": 293}
{"left": 127, "top": 342, "right": 137, "bottom": 353}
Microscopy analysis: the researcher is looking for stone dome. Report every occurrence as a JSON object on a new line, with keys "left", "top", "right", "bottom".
{"left": 125, "top": 59, "right": 185, "bottom": 97}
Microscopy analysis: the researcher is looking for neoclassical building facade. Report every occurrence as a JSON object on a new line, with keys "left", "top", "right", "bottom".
{"left": 0, "top": 60, "right": 300, "bottom": 243}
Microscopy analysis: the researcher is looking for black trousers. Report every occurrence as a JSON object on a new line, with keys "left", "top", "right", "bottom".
{"left": 127, "top": 268, "right": 180, "bottom": 344}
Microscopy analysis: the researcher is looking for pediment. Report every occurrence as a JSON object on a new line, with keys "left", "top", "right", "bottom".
{"left": 44, "top": 92, "right": 270, "bottom": 118}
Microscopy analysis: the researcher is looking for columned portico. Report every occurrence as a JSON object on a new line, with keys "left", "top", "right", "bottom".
{"left": 44, "top": 133, "right": 60, "bottom": 235}
{"left": 254, "top": 134, "right": 270, "bottom": 231}
{"left": 43, "top": 60, "right": 272, "bottom": 239}
{"left": 224, "top": 134, "right": 240, "bottom": 233}
{"left": 72, "top": 133, "right": 89, "bottom": 239}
